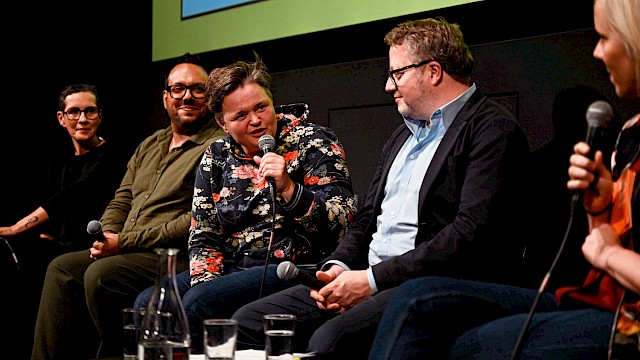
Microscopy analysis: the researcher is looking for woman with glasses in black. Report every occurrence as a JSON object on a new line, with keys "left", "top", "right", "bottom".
{"left": 1, "top": 83, "right": 126, "bottom": 359}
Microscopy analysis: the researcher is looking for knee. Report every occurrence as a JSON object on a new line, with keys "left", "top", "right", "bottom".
{"left": 391, "top": 276, "right": 464, "bottom": 300}
{"left": 44, "top": 256, "right": 62, "bottom": 279}
{"left": 181, "top": 294, "right": 200, "bottom": 323}
{"left": 308, "top": 324, "right": 369, "bottom": 360}
{"left": 46, "top": 252, "right": 74, "bottom": 275}
{"left": 42, "top": 253, "right": 82, "bottom": 286}
{"left": 308, "top": 322, "right": 340, "bottom": 355}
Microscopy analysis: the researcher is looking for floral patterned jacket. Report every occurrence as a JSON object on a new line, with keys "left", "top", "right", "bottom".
{"left": 188, "top": 106, "right": 356, "bottom": 285}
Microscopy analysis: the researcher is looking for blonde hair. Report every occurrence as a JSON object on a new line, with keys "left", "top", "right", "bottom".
{"left": 600, "top": 0, "right": 640, "bottom": 97}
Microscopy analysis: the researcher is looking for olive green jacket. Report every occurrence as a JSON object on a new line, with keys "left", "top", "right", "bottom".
{"left": 100, "top": 119, "right": 226, "bottom": 253}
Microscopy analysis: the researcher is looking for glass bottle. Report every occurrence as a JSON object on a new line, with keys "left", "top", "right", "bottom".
{"left": 138, "top": 248, "right": 191, "bottom": 360}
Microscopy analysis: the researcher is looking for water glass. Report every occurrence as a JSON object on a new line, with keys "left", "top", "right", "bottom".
{"left": 122, "top": 307, "right": 145, "bottom": 359}
{"left": 263, "top": 314, "right": 296, "bottom": 360}
{"left": 204, "top": 318, "right": 238, "bottom": 360}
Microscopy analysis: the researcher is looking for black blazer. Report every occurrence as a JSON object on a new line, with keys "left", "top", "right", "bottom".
{"left": 322, "top": 90, "right": 532, "bottom": 291}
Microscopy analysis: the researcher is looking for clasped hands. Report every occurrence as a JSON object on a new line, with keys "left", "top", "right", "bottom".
{"left": 310, "top": 264, "right": 373, "bottom": 314}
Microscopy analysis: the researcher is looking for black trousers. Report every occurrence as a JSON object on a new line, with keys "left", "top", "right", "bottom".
{"left": 233, "top": 284, "right": 395, "bottom": 360}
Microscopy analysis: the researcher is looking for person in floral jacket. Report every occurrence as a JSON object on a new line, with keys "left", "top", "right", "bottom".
{"left": 134, "top": 56, "right": 356, "bottom": 353}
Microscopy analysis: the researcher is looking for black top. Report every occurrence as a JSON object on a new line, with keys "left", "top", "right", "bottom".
{"left": 42, "top": 141, "right": 125, "bottom": 250}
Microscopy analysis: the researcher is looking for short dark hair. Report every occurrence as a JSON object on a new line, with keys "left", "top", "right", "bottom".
{"left": 58, "top": 84, "right": 99, "bottom": 112}
{"left": 205, "top": 53, "right": 273, "bottom": 121}
{"left": 165, "top": 52, "right": 208, "bottom": 87}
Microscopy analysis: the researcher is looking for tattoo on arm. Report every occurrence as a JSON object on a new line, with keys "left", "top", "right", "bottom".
{"left": 24, "top": 216, "right": 38, "bottom": 228}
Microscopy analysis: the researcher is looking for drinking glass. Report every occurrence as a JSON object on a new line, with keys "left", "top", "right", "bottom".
{"left": 122, "top": 307, "right": 145, "bottom": 359}
{"left": 204, "top": 319, "right": 238, "bottom": 360}
{"left": 263, "top": 314, "right": 296, "bottom": 360}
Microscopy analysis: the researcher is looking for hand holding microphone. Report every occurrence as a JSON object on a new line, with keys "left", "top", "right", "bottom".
{"left": 277, "top": 261, "right": 326, "bottom": 290}
{"left": 257, "top": 134, "right": 295, "bottom": 197}
{"left": 87, "top": 220, "right": 106, "bottom": 242}
{"left": 258, "top": 134, "right": 278, "bottom": 191}
{"left": 87, "top": 220, "right": 121, "bottom": 259}
{"left": 258, "top": 134, "right": 277, "bottom": 156}
{"left": 87, "top": 220, "right": 106, "bottom": 260}
{"left": 569, "top": 100, "right": 614, "bottom": 208}
{"left": 582, "top": 100, "right": 614, "bottom": 161}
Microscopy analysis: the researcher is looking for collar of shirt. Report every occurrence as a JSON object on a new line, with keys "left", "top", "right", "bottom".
{"left": 402, "top": 83, "right": 477, "bottom": 140}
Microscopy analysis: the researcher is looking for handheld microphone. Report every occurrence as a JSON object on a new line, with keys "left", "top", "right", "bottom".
{"left": 87, "top": 220, "right": 106, "bottom": 242}
{"left": 258, "top": 134, "right": 277, "bottom": 192}
{"left": 276, "top": 261, "right": 325, "bottom": 290}
{"left": 570, "top": 100, "right": 614, "bottom": 206}
{"left": 257, "top": 134, "right": 278, "bottom": 299}
{"left": 258, "top": 134, "right": 276, "bottom": 154}
{"left": 584, "top": 100, "right": 614, "bottom": 159}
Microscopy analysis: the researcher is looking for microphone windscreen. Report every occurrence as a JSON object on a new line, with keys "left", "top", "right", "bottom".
{"left": 87, "top": 220, "right": 103, "bottom": 236}
{"left": 276, "top": 261, "right": 297, "bottom": 281}
{"left": 586, "top": 100, "right": 613, "bottom": 129}
{"left": 258, "top": 134, "right": 276, "bottom": 153}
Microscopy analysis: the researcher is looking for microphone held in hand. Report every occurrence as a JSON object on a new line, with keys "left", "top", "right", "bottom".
{"left": 257, "top": 135, "right": 279, "bottom": 298}
{"left": 571, "top": 100, "right": 614, "bottom": 206}
{"left": 87, "top": 220, "right": 106, "bottom": 242}
{"left": 258, "top": 134, "right": 277, "bottom": 191}
{"left": 584, "top": 100, "right": 614, "bottom": 160}
{"left": 258, "top": 134, "right": 276, "bottom": 154}
{"left": 276, "top": 261, "right": 325, "bottom": 290}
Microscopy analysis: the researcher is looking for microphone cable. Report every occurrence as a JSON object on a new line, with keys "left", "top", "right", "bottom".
{"left": 510, "top": 196, "right": 580, "bottom": 360}
{"left": 511, "top": 101, "right": 615, "bottom": 358}
{"left": 258, "top": 180, "right": 277, "bottom": 299}
{"left": 2, "top": 236, "right": 20, "bottom": 271}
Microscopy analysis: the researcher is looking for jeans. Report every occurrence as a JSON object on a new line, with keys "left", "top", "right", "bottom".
{"left": 134, "top": 263, "right": 294, "bottom": 353}
{"left": 368, "top": 276, "right": 558, "bottom": 360}
{"left": 451, "top": 308, "right": 613, "bottom": 359}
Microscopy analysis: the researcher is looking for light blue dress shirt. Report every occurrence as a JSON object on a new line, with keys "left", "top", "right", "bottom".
{"left": 364, "top": 84, "right": 477, "bottom": 293}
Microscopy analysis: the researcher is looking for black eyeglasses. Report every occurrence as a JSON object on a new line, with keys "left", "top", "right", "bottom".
{"left": 63, "top": 106, "right": 100, "bottom": 120}
{"left": 165, "top": 84, "right": 206, "bottom": 100}
{"left": 387, "top": 59, "right": 436, "bottom": 88}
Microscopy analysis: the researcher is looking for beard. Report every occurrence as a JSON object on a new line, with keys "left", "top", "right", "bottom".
{"left": 172, "top": 112, "right": 211, "bottom": 135}
{"left": 396, "top": 100, "right": 418, "bottom": 119}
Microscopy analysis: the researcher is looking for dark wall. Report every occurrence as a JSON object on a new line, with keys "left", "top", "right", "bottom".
{"left": 1, "top": 0, "right": 153, "bottom": 220}
{"left": 3, "top": 1, "right": 639, "bottom": 358}
{"left": 146, "top": 1, "right": 639, "bottom": 198}
{"left": 2, "top": 2, "right": 154, "bottom": 357}
{"left": 263, "top": 29, "right": 639, "bottom": 198}
{"left": 4, "top": 0, "right": 639, "bottom": 230}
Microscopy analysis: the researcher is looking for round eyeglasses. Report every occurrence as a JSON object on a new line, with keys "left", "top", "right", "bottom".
{"left": 63, "top": 106, "right": 100, "bottom": 120}
{"left": 165, "top": 84, "right": 206, "bottom": 100}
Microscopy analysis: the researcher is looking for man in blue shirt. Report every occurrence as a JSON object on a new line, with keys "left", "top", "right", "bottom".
{"left": 232, "top": 17, "right": 531, "bottom": 359}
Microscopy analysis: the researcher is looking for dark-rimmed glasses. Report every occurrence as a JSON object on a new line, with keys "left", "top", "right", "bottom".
{"left": 63, "top": 106, "right": 100, "bottom": 120}
{"left": 165, "top": 84, "right": 206, "bottom": 100}
{"left": 387, "top": 59, "right": 435, "bottom": 88}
